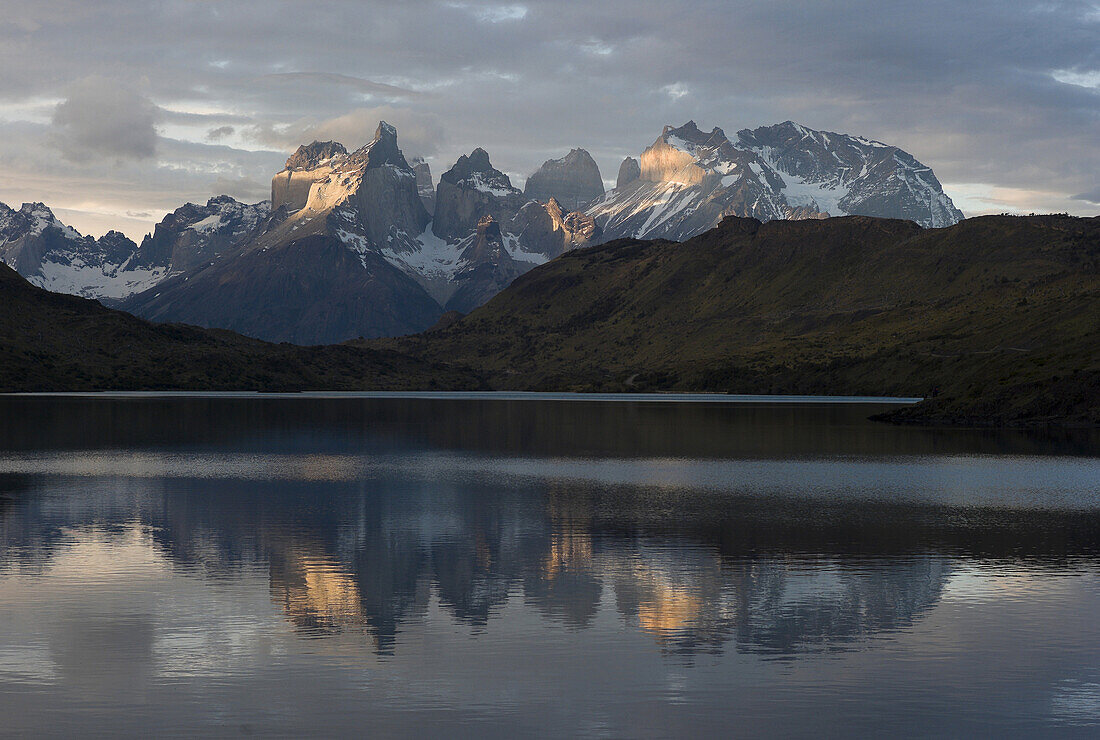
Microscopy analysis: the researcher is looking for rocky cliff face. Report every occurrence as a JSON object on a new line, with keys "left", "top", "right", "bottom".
{"left": 523, "top": 148, "right": 605, "bottom": 210}
{"left": 265, "top": 122, "right": 430, "bottom": 253}
{"left": 616, "top": 157, "right": 641, "bottom": 189}
{"left": 410, "top": 157, "right": 435, "bottom": 216}
{"left": 271, "top": 141, "right": 348, "bottom": 212}
{"left": 375, "top": 146, "right": 602, "bottom": 311}
{"left": 445, "top": 215, "right": 526, "bottom": 314}
{"left": 432, "top": 148, "right": 527, "bottom": 242}
{"left": 509, "top": 198, "right": 602, "bottom": 260}
{"left": 589, "top": 120, "right": 964, "bottom": 241}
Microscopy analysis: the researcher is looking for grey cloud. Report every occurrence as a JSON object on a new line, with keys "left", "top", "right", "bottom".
{"left": 206, "top": 126, "right": 236, "bottom": 141}
{"left": 0, "top": 0, "right": 1098, "bottom": 230}
{"left": 51, "top": 77, "right": 160, "bottom": 162}
{"left": 257, "top": 72, "right": 423, "bottom": 99}
{"left": 248, "top": 106, "right": 445, "bottom": 158}
{"left": 1072, "top": 188, "right": 1100, "bottom": 205}
{"left": 209, "top": 175, "right": 269, "bottom": 204}
{"left": 0, "top": 119, "right": 283, "bottom": 239}
{"left": 161, "top": 110, "right": 252, "bottom": 125}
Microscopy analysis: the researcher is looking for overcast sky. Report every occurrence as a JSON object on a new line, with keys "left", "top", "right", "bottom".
{"left": 0, "top": 0, "right": 1098, "bottom": 238}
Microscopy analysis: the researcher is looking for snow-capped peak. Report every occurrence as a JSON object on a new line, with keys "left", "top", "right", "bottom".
{"left": 20, "top": 202, "right": 81, "bottom": 240}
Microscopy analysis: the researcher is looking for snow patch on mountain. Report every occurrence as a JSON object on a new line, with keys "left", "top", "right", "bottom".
{"left": 382, "top": 226, "right": 466, "bottom": 280}
{"left": 30, "top": 259, "right": 170, "bottom": 299}
{"left": 466, "top": 171, "right": 520, "bottom": 197}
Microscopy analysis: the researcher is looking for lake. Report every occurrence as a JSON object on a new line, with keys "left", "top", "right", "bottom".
{"left": 0, "top": 393, "right": 1098, "bottom": 737}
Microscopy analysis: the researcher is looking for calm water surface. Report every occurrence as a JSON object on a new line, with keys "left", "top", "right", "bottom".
{"left": 0, "top": 394, "right": 1098, "bottom": 737}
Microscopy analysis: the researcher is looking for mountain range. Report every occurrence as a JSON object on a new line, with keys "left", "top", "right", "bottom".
{"left": 1, "top": 118, "right": 963, "bottom": 344}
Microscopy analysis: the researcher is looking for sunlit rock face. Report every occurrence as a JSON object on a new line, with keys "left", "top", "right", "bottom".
{"left": 589, "top": 119, "right": 964, "bottom": 242}
{"left": 509, "top": 198, "right": 603, "bottom": 260}
{"left": 264, "top": 122, "right": 430, "bottom": 252}
{"left": 589, "top": 121, "right": 789, "bottom": 241}
{"left": 523, "top": 148, "right": 605, "bottom": 211}
{"left": 122, "top": 122, "right": 445, "bottom": 343}
{"left": 271, "top": 141, "right": 348, "bottom": 212}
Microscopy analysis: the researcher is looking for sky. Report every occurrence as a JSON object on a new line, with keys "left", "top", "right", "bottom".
{"left": 0, "top": 0, "right": 1097, "bottom": 239}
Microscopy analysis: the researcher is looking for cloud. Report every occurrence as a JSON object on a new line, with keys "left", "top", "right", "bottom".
{"left": 51, "top": 76, "right": 160, "bottom": 162}
{"left": 205, "top": 125, "right": 235, "bottom": 141}
{"left": 661, "top": 83, "right": 689, "bottom": 100}
{"left": 0, "top": 0, "right": 1098, "bottom": 232}
{"left": 256, "top": 72, "right": 422, "bottom": 99}
{"left": 445, "top": 3, "right": 529, "bottom": 23}
{"left": 1072, "top": 187, "right": 1100, "bottom": 205}
{"left": 248, "top": 106, "right": 446, "bottom": 158}
{"left": 209, "top": 175, "right": 269, "bottom": 203}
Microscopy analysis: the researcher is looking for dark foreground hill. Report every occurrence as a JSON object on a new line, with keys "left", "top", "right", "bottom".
{"left": 0, "top": 262, "right": 482, "bottom": 392}
{"left": 385, "top": 214, "right": 1100, "bottom": 426}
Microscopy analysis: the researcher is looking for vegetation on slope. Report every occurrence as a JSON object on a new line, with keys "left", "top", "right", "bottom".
{"left": 0, "top": 262, "right": 483, "bottom": 392}
{"left": 386, "top": 214, "right": 1100, "bottom": 425}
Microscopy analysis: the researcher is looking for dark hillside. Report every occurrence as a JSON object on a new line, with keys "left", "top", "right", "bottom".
{"left": 386, "top": 215, "right": 1100, "bottom": 425}
{"left": 0, "top": 262, "right": 481, "bottom": 392}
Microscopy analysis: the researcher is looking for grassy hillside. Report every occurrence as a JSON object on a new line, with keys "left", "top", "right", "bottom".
{"left": 0, "top": 262, "right": 483, "bottom": 392}
{"left": 385, "top": 214, "right": 1099, "bottom": 425}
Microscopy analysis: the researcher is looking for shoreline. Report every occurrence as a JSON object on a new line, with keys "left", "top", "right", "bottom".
{"left": 2, "top": 390, "right": 923, "bottom": 404}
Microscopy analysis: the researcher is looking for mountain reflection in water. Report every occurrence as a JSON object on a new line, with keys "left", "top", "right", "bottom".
{"left": 2, "top": 467, "right": 1096, "bottom": 658}
{"left": 0, "top": 395, "right": 1098, "bottom": 736}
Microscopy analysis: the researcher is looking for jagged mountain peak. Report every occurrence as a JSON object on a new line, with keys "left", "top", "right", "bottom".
{"left": 285, "top": 141, "right": 348, "bottom": 171}
{"left": 524, "top": 148, "right": 604, "bottom": 210}
{"left": 270, "top": 121, "right": 426, "bottom": 246}
{"left": 99, "top": 230, "right": 135, "bottom": 246}
{"left": 439, "top": 148, "right": 518, "bottom": 194}
{"left": 736, "top": 121, "right": 963, "bottom": 227}
{"left": 468, "top": 147, "right": 492, "bottom": 169}
{"left": 376, "top": 120, "right": 398, "bottom": 140}
{"left": 616, "top": 157, "right": 641, "bottom": 189}
{"left": 662, "top": 120, "right": 729, "bottom": 148}
{"left": 0, "top": 201, "right": 82, "bottom": 242}
{"left": 563, "top": 148, "right": 596, "bottom": 164}
{"left": 443, "top": 147, "right": 505, "bottom": 183}
{"left": 591, "top": 118, "right": 963, "bottom": 238}
{"left": 545, "top": 196, "right": 564, "bottom": 217}
{"left": 346, "top": 120, "right": 411, "bottom": 170}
